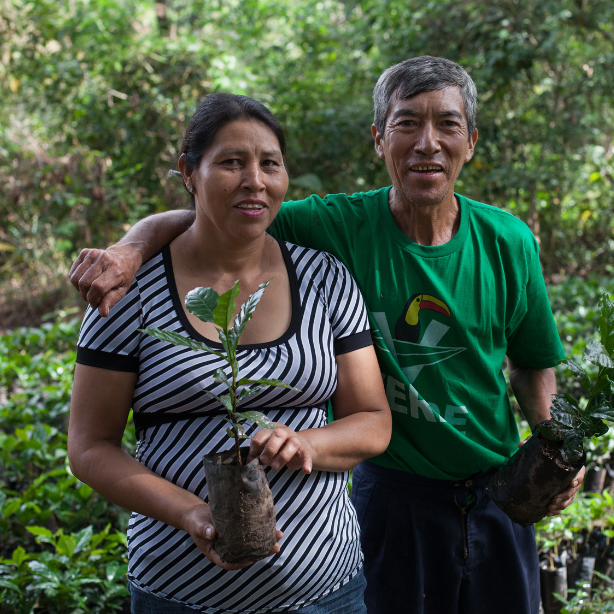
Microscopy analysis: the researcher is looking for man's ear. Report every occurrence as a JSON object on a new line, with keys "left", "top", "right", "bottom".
{"left": 464, "top": 128, "right": 478, "bottom": 163}
{"left": 372, "top": 124, "right": 385, "bottom": 160}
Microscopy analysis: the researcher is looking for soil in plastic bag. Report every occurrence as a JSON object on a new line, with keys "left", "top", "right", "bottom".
{"left": 488, "top": 430, "right": 585, "bottom": 527}
{"left": 203, "top": 447, "right": 277, "bottom": 565}
{"left": 540, "top": 566, "right": 567, "bottom": 614}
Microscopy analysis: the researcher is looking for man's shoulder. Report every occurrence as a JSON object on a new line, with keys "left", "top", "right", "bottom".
{"left": 284, "top": 187, "right": 387, "bottom": 216}
{"left": 460, "top": 194, "right": 538, "bottom": 250}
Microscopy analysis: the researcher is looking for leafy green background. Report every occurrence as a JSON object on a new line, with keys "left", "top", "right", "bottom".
{"left": 1, "top": 0, "right": 614, "bottom": 610}
{"left": 1, "top": 0, "right": 613, "bottom": 324}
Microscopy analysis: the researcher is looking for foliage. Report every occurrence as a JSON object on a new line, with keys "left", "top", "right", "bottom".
{"left": 536, "top": 293, "right": 614, "bottom": 463}
{"left": 140, "top": 281, "right": 296, "bottom": 464}
{"left": 0, "top": 319, "right": 133, "bottom": 612}
{"left": 1, "top": 0, "right": 613, "bottom": 323}
{"left": 559, "top": 573, "right": 614, "bottom": 614}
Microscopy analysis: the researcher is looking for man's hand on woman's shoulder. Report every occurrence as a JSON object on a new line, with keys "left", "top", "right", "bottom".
{"left": 70, "top": 244, "right": 143, "bottom": 317}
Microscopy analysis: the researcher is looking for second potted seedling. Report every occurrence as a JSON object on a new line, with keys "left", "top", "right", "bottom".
{"left": 489, "top": 293, "right": 614, "bottom": 526}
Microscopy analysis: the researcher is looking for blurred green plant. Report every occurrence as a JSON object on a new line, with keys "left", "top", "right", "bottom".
{"left": 0, "top": 320, "right": 133, "bottom": 611}
{"left": 1, "top": 0, "right": 613, "bottom": 323}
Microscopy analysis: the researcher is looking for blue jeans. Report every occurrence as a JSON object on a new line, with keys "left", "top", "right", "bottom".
{"left": 129, "top": 568, "right": 367, "bottom": 613}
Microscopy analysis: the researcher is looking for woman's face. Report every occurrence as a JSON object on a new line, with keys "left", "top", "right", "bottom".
{"left": 185, "top": 119, "right": 289, "bottom": 242}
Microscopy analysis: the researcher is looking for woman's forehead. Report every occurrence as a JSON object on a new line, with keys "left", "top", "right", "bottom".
{"left": 209, "top": 119, "right": 282, "bottom": 153}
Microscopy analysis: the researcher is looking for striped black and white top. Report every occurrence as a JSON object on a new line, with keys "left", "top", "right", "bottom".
{"left": 76, "top": 239, "right": 372, "bottom": 613}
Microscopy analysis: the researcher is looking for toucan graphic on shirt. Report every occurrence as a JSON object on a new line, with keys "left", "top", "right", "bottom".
{"left": 395, "top": 294, "right": 452, "bottom": 342}
{"left": 371, "top": 292, "right": 466, "bottom": 384}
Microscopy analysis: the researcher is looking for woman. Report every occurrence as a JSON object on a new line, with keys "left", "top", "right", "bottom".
{"left": 68, "top": 93, "right": 391, "bottom": 613}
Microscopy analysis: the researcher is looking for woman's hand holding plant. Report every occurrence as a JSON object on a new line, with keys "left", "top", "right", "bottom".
{"left": 248, "top": 423, "right": 314, "bottom": 474}
{"left": 180, "top": 502, "right": 283, "bottom": 570}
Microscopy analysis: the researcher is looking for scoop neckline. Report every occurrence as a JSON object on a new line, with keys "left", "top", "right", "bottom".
{"left": 162, "top": 236, "right": 301, "bottom": 350}
{"left": 378, "top": 186, "right": 469, "bottom": 258}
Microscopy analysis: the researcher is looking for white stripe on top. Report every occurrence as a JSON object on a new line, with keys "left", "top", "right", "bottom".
{"left": 77, "top": 239, "right": 372, "bottom": 613}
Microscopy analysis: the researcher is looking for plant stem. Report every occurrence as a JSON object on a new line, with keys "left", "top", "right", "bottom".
{"left": 232, "top": 423, "right": 242, "bottom": 466}
{"left": 230, "top": 337, "right": 241, "bottom": 466}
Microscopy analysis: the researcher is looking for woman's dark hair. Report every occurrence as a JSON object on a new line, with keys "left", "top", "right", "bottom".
{"left": 179, "top": 93, "right": 286, "bottom": 188}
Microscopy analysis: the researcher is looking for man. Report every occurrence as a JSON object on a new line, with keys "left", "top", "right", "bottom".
{"left": 70, "top": 56, "right": 583, "bottom": 613}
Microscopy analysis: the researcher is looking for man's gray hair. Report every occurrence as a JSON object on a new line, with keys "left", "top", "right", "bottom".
{"left": 373, "top": 56, "right": 478, "bottom": 139}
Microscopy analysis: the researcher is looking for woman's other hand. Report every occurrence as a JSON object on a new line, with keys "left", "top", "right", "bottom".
{"left": 180, "top": 502, "right": 283, "bottom": 570}
{"left": 247, "top": 424, "right": 314, "bottom": 474}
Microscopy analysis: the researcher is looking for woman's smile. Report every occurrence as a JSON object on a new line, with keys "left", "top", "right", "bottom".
{"left": 234, "top": 198, "right": 268, "bottom": 216}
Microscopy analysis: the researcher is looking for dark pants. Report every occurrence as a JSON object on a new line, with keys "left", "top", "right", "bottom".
{"left": 351, "top": 461, "right": 540, "bottom": 614}
{"left": 129, "top": 568, "right": 367, "bottom": 613}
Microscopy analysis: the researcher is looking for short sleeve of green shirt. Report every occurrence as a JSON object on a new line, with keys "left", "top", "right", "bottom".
{"left": 505, "top": 245, "right": 564, "bottom": 369}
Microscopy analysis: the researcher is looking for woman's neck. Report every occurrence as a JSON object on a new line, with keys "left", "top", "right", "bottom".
{"left": 172, "top": 217, "right": 272, "bottom": 284}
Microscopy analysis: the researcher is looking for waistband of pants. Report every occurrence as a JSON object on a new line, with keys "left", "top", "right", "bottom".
{"left": 355, "top": 461, "right": 498, "bottom": 490}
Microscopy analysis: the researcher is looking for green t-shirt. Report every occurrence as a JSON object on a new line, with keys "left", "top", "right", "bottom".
{"left": 270, "top": 186, "right": 565, "bottom": 480}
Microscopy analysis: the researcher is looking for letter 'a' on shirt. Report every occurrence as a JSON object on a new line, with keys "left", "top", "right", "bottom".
{"left": 269, "top": 187, "right": 565, "bottom": 481}
{"left": 76, "top": 239, "right": 372, "bottom": 613}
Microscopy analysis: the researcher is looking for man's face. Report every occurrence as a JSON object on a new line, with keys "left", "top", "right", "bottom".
{"left": 372, "top": 87, "right": 478, "bottom": 208}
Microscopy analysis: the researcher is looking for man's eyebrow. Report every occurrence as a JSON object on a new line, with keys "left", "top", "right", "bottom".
{"left": 438, "top": 110, "right": 464, "bottom": 120}
{"left": 390, "top": 109, "right": 464, "bottom": 120}
{"left": 391, "top": 108, "right": 421, "bottom": 120}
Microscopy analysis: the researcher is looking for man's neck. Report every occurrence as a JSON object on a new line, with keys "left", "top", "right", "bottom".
{"left": 388, "top": 187, "right": 461, "bottom": 246}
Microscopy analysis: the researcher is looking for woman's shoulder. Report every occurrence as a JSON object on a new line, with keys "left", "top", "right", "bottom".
{"left": 280, "top": 240, "right": 348, "bottom": 277}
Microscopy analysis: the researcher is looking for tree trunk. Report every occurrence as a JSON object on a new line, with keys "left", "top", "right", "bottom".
{"left": 155, "top": 1, "right": 170, "bottom": 36}
{"left": 527, "top": 192, "right": 541, "bottom": 247}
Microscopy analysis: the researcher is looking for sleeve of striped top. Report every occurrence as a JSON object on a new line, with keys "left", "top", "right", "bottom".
{"left": 75, "top": 279, "right": 143, "bottom": 373}
{"left": 321, "top": 253, "right": 372, "bottom": 356}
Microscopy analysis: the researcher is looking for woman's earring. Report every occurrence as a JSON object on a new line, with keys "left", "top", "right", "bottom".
{"left": 188, "top": 185, "right": 194, "bottom": 193}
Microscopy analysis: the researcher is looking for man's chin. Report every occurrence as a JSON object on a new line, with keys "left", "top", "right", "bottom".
{"left": 402, "top": 187, "right": 452, "bottom": 209}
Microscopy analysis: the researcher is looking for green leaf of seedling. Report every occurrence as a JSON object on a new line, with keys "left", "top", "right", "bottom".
{"left": 584, "top": 340, "right": 614, "bottom": 369}
{"left": 236, "top": 410, "right": 276, "bottom": 430}
{"left": 217, "top": 329, "right": 232, "bottom": 358}
{"left": 561, "top": 359, "right": 592, "bottom": 391}
{"left": 226, "top": 427, "right": 235, "bottom": 438}
{"left": 588, "top": 407, "right": 614, "bottom": 423}
{"left": 231, "top": 281, "right": 269, "bottom": 338}
{"left": 203, "top": 389, "right": 226, "bottom": 407}
{"left": 583, "top": 418, "right": 609, "bottom": 438}
{"left": 236, "top": 386, "right": 264, "bottom": 403}
{"left": 237, "top": 377, "right": 300, "bottom": 391}
{"left": 213, "top": 368, "right": 230, "bottom": 387}
{"left": 550, "top": 395, "right": 581, "bottom": 428}
{"left": 185, "top": 287, "right": 219, "bottom": 324}
{"left": 219, "top": 395, "right": 233, "bottom": 412}
{"left": 561, "top": 430, "right": 585, "bottom": 464}
{"left": 535, "top": 422, "right": 562, "bottom": 441}
{"left": 212, "top": 281, "right": 240, "bottom": 331}
{"left": 138, "top": 328, "right": 226, "bottom": 360}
